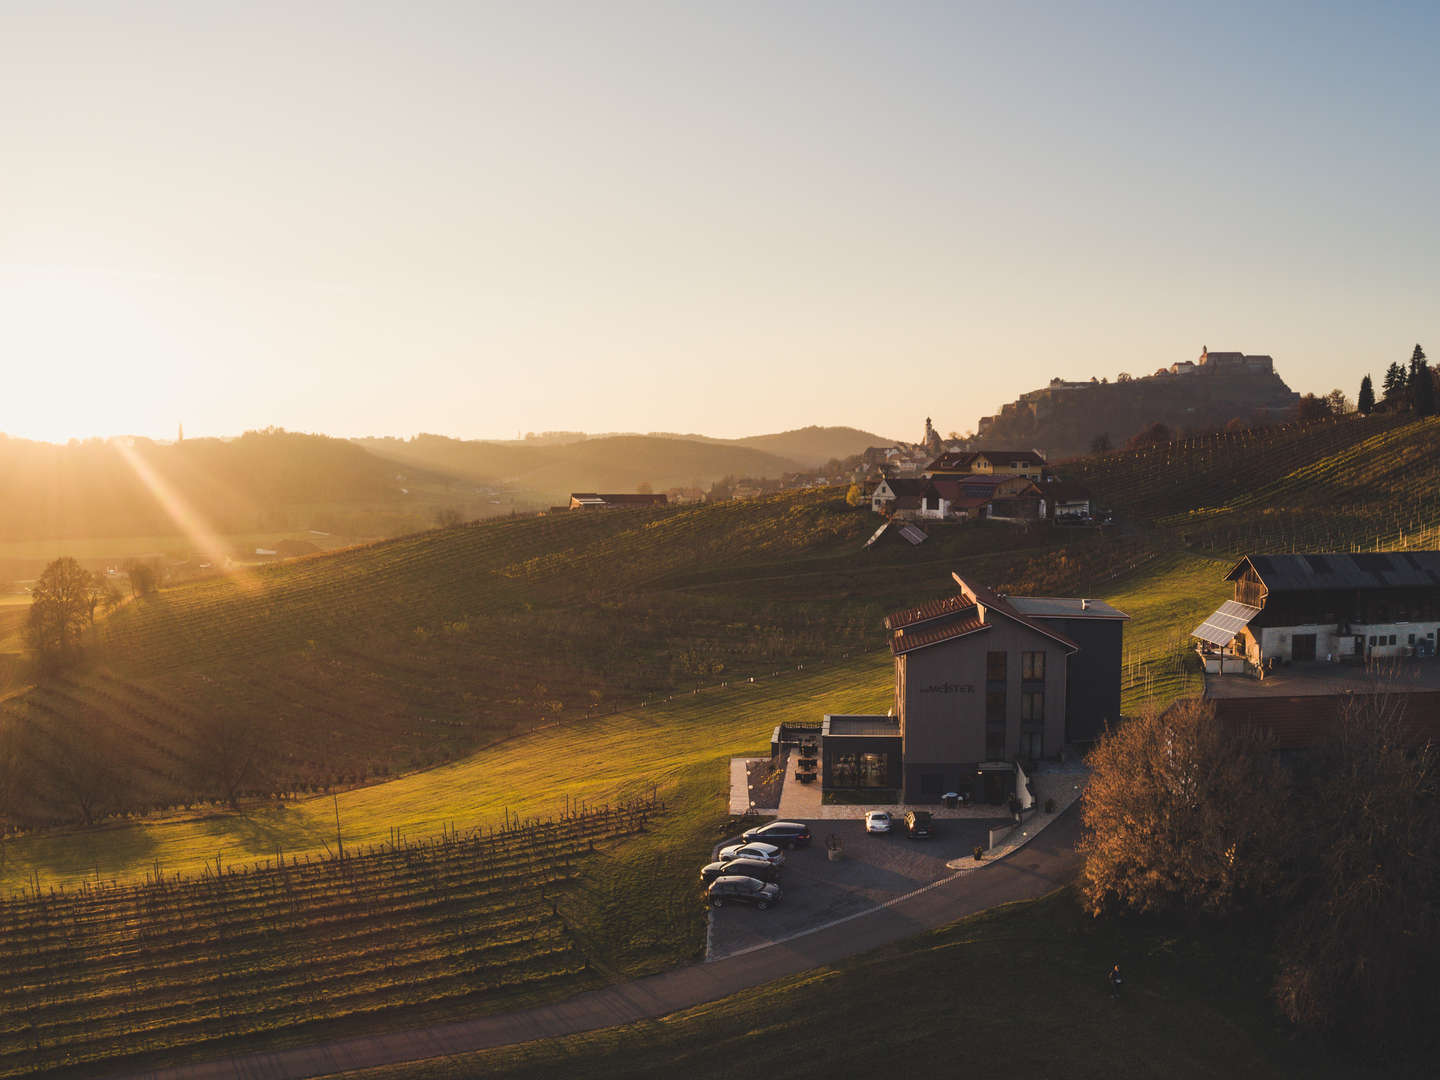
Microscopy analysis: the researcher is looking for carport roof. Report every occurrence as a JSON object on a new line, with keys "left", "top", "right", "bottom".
{"left": 1192, "top": 600, "right": 1261, "bottom": 647}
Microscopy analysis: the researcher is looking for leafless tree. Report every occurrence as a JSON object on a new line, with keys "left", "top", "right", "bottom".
{"left": 1272, "top": 691, "right": 1440, "bottom": 1038}
{"left": 1079, "top": 698, "right": 1295, "bottom": 917}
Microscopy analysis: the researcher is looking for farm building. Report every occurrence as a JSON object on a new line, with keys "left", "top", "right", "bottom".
{"left": 1193, "top": 551, "right": 1440, "bottom": 749}
{"left": 1192, "top": 552, "right": 1440, "bottom": 669}
{"left": 567, "top": 492, "right": 669, "bottom": 510}
{"left": 809, "top": 572, "right": 1126, "bottom": 804}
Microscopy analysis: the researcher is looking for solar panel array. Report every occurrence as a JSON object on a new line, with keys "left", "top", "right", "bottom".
{"left": 1192, "top": 600, "right": 1261, "bottom": 647}
{"left": 898, "top": 523, "right": 928, "bottom": 545}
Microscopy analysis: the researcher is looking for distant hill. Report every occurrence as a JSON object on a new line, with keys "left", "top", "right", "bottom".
{"left": 0, "top": 429, "right": 462, "bottom": 544}
{"left": 356, "top": 433, "right": 812, "bottom": 502}
{"left": 726, "top": 426, "right": 893, "bottom": 467}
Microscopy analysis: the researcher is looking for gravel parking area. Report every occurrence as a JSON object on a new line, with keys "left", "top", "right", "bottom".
{"left": 707, "top": 813, "right": 1009, "bottom": 960}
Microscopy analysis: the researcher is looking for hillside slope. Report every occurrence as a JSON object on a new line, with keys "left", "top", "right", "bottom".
{"left": 356, "top": 433, "right": 806, "bottom": 500}
{"left": 0, "top": 490, "right": 1068, "bottom": 826}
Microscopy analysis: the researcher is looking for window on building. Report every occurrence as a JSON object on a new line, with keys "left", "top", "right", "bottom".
{"left": 1020, "top": 730, "right": 1043, "bottom": 760}
{"left": 920, "top": 773, "right": 944, "bottom": 795}
{"left": 1409, "top": 633, "right": 1416, "bottom": 645}
{"left": 985, "top": 728, "right": 1005, "bottom": 758}
{"left": 1389, "top": 634, "right": 1397, "bottom": 645}
{"left": 1021, "top": 651, "right": 1045, "bottom": 681}
{"left": 986, "top": 689, "right": 1006, "bottom": 724}
{"left": 986, "top": 651, "right": 1007, "bottom": 682}
{"left": 1368, "top": 635, "right": 1376, "bottom": 646}
{"left": 1022, "top": 691, "right": 1045, "bottom": 723}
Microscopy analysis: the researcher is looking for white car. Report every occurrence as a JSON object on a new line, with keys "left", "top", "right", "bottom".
{"left": 864, "top": 811, "right": 892, "bottom": 834}
{"left": 717, "top": 842, "right": 786, "bottom": 867}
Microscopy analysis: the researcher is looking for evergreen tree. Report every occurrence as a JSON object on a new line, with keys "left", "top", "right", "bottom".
{"left": 1408, "top": 344, "right": 1429, "bottom": 411}
{"left": 1382, "top": 361, "right": 1408, "bottom": 400}
{"left": 1414, "top": 358, "right": 1436, "bottom": 418}
{"left": 1357, "top": 374, "right": 1375, "bottom": 414}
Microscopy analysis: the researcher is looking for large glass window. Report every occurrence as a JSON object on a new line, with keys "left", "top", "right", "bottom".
{"left": 1020, "top": 730, "right": 1043, "bottom": 760}
{"left": 1021, "top": 651, "right": 1045, "bottom": 681}
{"left": 832, "top": 751, "right": 892, "bottom": 788}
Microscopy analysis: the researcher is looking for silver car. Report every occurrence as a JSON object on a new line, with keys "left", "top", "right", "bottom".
{"left": 716, "top": 841, "right": 785, "bottom": 867}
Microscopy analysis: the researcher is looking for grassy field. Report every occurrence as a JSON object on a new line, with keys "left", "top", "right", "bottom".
{"left": 332, "top": 887, "right": 1404, "bottom": 1080}
{"left": 0, "top": 651, "right": 892, "bottom": 894}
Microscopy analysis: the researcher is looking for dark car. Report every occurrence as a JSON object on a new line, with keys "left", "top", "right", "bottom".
{"left": 740, "top": 821, "right": 813, "bottom": 848}
{"left": 904, "top": 810, "right": 934, "bottom": 839}
{"left": 706, "top": 875, "right": 782, "bottom": 910}
{"left": 699, "top": 858, "right": 780, "bottom": 885}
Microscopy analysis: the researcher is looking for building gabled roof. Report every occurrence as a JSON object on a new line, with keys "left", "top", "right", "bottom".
{"left": 890, "top": 613, "right": 990, "bottom": 655}
{"left": 875, "top": 477, "right": 932, "bottom": 497}
{"left": 924, "top": 451, "right": 979, "bottom": 472}
{"left": 885, "top": 593, "right": 976, "bottom": 631}
{"left": 1226, "top": 552, "right": 1440, "bottom": 592}
{"left": 973, "top": 449, "right": 1046, "bottom": 466}
{"left": 952, "top": 574, "right": 1080, "bottom": 651}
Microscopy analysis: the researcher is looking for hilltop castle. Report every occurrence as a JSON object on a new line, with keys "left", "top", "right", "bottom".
{"left": 975, "top": 347, "right": 1300, "bottom": 458}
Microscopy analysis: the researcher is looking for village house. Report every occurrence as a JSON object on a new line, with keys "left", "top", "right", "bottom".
{"left": 922, "top": 449, "right": 1047, "bottom": 480}
{"left": 800, "top": 572, "right": 1126, "bottom": 804}
{"left": 567, "top": 492, "right": 669, "bottom": 509}
{"left": 869, "top": 474, "right": 1045, "bottom": 523}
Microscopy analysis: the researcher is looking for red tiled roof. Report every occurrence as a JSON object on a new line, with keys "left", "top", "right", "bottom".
{"left": 891, "top": 614, "right": 990, "bottom": 655}
{"left": 885, "top": 594, "right": 977, "bottom": 630}
{"left": 924, "top": 451, "right": 979, "bottom": 472}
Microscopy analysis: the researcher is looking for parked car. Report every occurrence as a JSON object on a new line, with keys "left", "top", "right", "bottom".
{"left": 700, "top": 858, "right": 780, "bottom": 885}
{"left": 717, "top": 842, "right": 786, "bottom": 867}
{"left": 706, "top": 875, "right": 782, "bottom": 910}
{"left": 904, "top": 810, "right": 934, "bottom": 839}
{"left": 864, "top": 810, "right": 892, "bottom": 834}
{"left": 740, "top": 821, "right": 813, "bottom": 848}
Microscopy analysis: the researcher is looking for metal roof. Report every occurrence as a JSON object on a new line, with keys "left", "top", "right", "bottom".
{"left": 1227, "top": 552, "right": 1440, "bottom": 591}
{"left": 1192, "top": 600, "right": 1261, "bottom": 647}
{"left": 823, "top": 714, "right": 902, "bottom": 737}
{"left": 898, "top": 524, "right": 928, "bottom": 545}
{"left": 1009, "top": 597, "right": 1129, "bottom": 620}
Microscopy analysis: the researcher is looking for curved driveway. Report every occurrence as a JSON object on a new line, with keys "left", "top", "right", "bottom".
{"left": 124, "top": 808, "right": 1080, "bottom": 1080}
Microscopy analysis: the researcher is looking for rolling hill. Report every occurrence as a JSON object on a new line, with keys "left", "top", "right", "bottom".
{"left": 355, "top": 433, "right": 809, "bottom": 502}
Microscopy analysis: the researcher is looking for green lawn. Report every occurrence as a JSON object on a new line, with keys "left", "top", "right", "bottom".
{"left": 326, "top": 887, "right": 1405, "bottom": 1080}
{"left": 0, "top": 652, "right": 892, "bottom": 894}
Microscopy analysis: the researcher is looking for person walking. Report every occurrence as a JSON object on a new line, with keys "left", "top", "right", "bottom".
{"left": 1108, "top": 963, "right": 1123, "bottom": 999}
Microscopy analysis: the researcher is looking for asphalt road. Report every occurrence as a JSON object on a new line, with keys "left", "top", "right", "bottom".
{"left": 121, "top": 807, "right": 1081, "bottom": 1080}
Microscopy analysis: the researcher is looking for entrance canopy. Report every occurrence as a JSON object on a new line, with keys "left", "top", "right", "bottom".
{"left": 1192, "top": 600, "right": 1261, "bottom": 648}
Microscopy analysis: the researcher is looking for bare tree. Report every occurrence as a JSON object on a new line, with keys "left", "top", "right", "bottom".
{"left": 1273, "top": 691, "right": 1440, "bottom": 1038}
{"left": 1079, "top": 698, "right": 1294, "bottom": 917}
{"left": 191, "top": 712, "right": 266, "bottom": 810}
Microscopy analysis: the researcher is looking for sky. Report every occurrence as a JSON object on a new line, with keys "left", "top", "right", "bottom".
{"left": 2, "top": 1, "right": 1438, "bottom": 445}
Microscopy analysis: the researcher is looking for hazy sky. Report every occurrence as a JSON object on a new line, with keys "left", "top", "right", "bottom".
{"left": 3, "top": 1, "right": 1437, "bottom": 444}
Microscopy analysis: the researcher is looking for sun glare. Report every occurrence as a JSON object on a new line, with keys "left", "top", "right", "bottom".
{"left": 0, "top": 264, "right": 187, "bottom": 442}
{"left": 110, "top": 437, "right": 263, "bottom": 593}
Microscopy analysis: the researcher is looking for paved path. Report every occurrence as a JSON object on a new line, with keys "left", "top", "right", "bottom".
{"left": 122, "top": 808, "right": 1081, "bottom": 1080}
